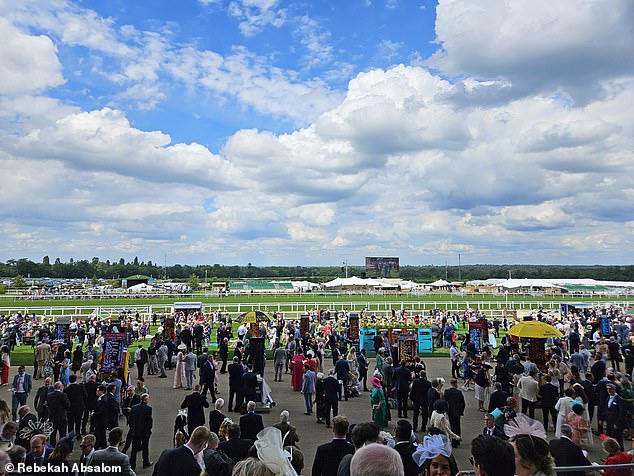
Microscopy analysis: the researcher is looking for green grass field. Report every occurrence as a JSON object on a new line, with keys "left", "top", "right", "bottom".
{"left": 1, "top": 291, "right": 632, "bottom": 308}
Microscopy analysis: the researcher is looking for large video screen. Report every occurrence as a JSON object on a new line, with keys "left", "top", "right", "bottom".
{"left": 365, "top": 257, "right": 400, "bottom": 278}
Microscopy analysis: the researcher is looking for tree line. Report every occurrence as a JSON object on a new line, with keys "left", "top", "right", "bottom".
{"left": 1, "top": 257, "right": 634, "bottom": 282}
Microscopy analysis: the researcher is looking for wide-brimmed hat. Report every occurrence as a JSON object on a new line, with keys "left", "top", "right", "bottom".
{"left": 369, "top": 377, "right": 382, "bottom": 388}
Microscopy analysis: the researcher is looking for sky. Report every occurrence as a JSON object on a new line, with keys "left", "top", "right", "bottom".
{"left": 1, "top": 0, "right": 633, "bottom": 267}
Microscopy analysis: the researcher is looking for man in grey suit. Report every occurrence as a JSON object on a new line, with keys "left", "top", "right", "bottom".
{"left": 184, "top": 350, "right": 197, "bottom": 390}
{"left": 11, "top": 366, "right": 33, "bottom": 421}
{"left": 157, "top": 343, "right": 168, "bottom": 378}
{"left": 89, "top": 426, "right": 136, "bottom": 476}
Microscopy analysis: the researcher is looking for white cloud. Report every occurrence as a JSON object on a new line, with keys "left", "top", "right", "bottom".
{"left": 429, "top": 0, "right": 634, "bottom": 103}
{"left": 0, "top": 18, "right": 64, "bottom": 95}
{"left": 295, "top": 16, "right": 333, "bottom": 68}
{"left": 166, "top": 46, "right": 344, "bottom": 124}
{"left": 228, "top": 0, "right": 286, "bottom": 36}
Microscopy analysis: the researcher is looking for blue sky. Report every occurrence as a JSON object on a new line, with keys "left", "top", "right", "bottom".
{"left": 0, "top": 0, "right": 633, "bottom": 267}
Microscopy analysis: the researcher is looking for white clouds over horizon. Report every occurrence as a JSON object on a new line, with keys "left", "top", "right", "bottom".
{"left": 1, "top": 0, "right": 633, "bottom": 265}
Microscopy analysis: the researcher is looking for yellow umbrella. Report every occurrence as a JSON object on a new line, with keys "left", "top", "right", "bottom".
{"left": 238, "top": 310, "right": 273, "bottom": 324}
{"left": 507, "top": 320, "right": 563, "bottom": 339}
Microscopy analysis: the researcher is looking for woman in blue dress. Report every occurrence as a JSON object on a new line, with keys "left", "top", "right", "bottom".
{"left": 461, "top": 352, "right": 474, "bottom": 391}
{"left": 60, "top": 350, "right": 71, "bottom": 386}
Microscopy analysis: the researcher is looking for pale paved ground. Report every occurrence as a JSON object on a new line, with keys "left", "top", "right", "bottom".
{"left": 12, "top": 358, "right": 607, "bottom": 475}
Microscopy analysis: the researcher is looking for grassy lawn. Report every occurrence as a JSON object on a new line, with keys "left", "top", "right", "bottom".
{"left": 0, "top": 291, "right": 631, "bottom": 309}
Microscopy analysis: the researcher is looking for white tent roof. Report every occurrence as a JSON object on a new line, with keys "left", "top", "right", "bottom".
{"left": 128, "top": 283, "right": 154, "bottom": 292}
{"left": 429, "top": 279, "right": 451, "bottom": 287}
{"left": 499, "top": 279, "right": 563, "bottom": 289}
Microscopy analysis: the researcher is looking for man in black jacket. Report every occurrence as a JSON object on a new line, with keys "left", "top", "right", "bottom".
{"left": 241, "top": 365, "right": 258, "bottom": 406}
{"left": 482, "top": 413, "right": 506, "bottom": 439}
{"left": 538, "top": 376, "right": 560, "bottom": 432}
{"left": 217, "top": 423, "right": 253, "bottom": 463}
{"left": 549, "top": 424, "right": 591, "bottom": 476}
{"left": 219, "top": 338, "right": 229, "bottom": 374}
{"left": 154, "top": 426, "right": 210, "bottom": 476}
{"left": 106, "top": 384, "right": 121, "bottom": 430}
{"left": 64, "top": 375, "right": 87, "bottom": 435}
{"left": 312, "top": 415, "right": 354, "bottom": 476}
{"left": 444, "top": 379, "right": 465, "bottom": 444}
{"left": 488, "top": 382, "right": 509, "bottom": 413}
{"left": 33, "top": 377, "right": 53, "bottom": 421}
{"left": 46, "top": 381, "right": 71, "bottom": 445}
{"left": 393, "top": 362, "right": 412, "bottom": 418}
{"left": 83, "top": 374, "right": 99, "bottom": 434}
{"left": 323, "top": 371, "right": 340, "bottom": 428}
{"left": 129, "top": 393, "right": 153, "bottom": 471}
{"left": 93, "top": 385, "right": 109, "bottom": 449}
{"left": 239, "top": 401, "right": 264, "bottom": 441}
{"left": 410, "top": 370, "right": 431, "bottom": 432}
{"left": 121, "top": 386, "right": 141, "bottom": 453}
{"left": 200, "top": 355, "right": 216, "bottom": 402}
{"left": 181, "top": 385, "right": 209, "bottom": 436}
{"left": 209, "top": 398, "right": 226, "bottom": 435}
{"left": 393, "top": 420, "right": 418, "bottom": 476}
{"left": 227, "top": 357, "right": 244, "bottom": 412}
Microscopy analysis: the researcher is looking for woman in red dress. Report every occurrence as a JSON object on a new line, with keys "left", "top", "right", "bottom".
{"left": 601, "top": 437, "right": 632, "bottom": 476}
{"left": 291, "top": 349, "right": 306, "bottom": 392}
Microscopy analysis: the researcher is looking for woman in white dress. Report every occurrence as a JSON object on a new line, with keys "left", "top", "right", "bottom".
{"left": 554, "top": 388, "right": 575, "bottom": 437}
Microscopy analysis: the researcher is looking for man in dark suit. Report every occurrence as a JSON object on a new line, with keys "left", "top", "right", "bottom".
{"left": 64, "top": 374, "right": 87, "bottom": 435}
{"left": 106, "top": 383, "right": 121, "bottom": 430}
{"left": 312, "top": 415, "right": 355, "bottom": 476}
{"left": 89, "top": 427, "right": 135, "bottom": 476}
{"left": 239, "top": 401, "right": 264, "bottom": 441}
{"left": 410, "top": 370, "right": 431, "bottom": 432}
{"left": 427, "top": 378, "right": 441, "bottom": 419}
{"left": 334, "top": 354, "right": 350, "bottom": 401}
{"left": 393, "top": 362, "right": 412, "bottom": 418}
{"left": 241, "top": 365, "right": 258, "bottom": 406}
{"left": 154, "top": 426, "right": 211, "bottom": 476}
{"left": 444, "top": 379, "right": 466, "bottom": 444}
{"left": 393, "top": 420, "right": 419, "bottom": 476}
{"left": 604, "top": 383, "right": 624, "bottom": 449}
{"left": 24, "top": 434, "right": 54, "bottom": 466}
{"left": 83, "top": 374, "right": 99, "bottom": 434}
{"left": 11, "top": 366, "right": 32, "bottom": 421}
{"left": 482, "top": 413, "right": 506, "bottom": 439}
{"left": 538, "top": 376, "right": 560, "bottom": 432}
{"left": 217, "top": 422, "right": 253, "bottom": 463}
{"left": 228, "top": 357, "right": 245, "bottom": 412}
{"left": 200, "top": 355, "right": 216, "bottom": 402}
{"left": 15, "top": 405, "right": 37, "bottom": 450}
{"left": 323, "top": 371, "right": 340, "bottom": 428}
{"left": 219, "top": 338, "right": 229, "bottom": 374}
{"left": 181, "top": 385, "right": 209, "bottom": 436}
{"left": 549, "top": 424, "right": 591, "bottom": 476}
{"left": 488, "top": 382, "right": 509, "bottom": 413}
{"left": 92, "top": 385, "right": 109, "bottom": 449}
{"left": 33, "top": 377, "right": 53, "bottom": 421}
{"left": 209, "top": 398, "right": 226, "bottom": 435}
{"left": 46, "top": 381, "right": 71, "bottom": 445}
{"left": 121, "top": 386, "right": 142, "bottom": 454}
{"left": 128, "top": 393, "right": 153, "bottom": 471}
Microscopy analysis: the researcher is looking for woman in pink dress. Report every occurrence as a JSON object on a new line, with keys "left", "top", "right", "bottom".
{"left": 173, "top": 350, "right": 185, "bottom": 389}
{"left": 291, "top": 349, "right": 306, "bottom": 392}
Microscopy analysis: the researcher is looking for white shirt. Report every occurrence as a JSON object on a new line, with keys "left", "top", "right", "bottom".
{"left": 16, "top": 374, "right": 25, "bottom": 392}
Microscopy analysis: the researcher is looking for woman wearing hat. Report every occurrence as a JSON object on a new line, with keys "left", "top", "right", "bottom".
{"left": 369, "top": 376, "right": 389, "bottom": 429}
{"left": 412, "top": 433, "right": 459, "bottom": 476}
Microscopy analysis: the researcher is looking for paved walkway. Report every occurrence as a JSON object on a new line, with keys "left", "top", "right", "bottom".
{"left": 12, "top": 358, "right": 608, "bottom": 475}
